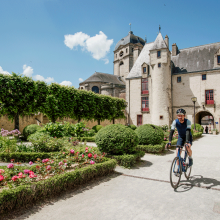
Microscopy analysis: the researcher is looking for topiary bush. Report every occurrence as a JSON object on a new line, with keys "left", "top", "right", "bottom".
{"left": 128, "top": 125, "right": 137, "bottom": 130}
{"left": 191, "top": 123, "right": 204, "bottom": 134}
{"left": 92, "top": 125, "right": 103, "bottom": 133}
{"left": 95, "top": 124, "right": 138, "bottom": 155}
{"left": 23, "top": 124, "right": 42, "bottom": 140}
{"left": 135, "top": 124, "right": 164, "bottom": 145}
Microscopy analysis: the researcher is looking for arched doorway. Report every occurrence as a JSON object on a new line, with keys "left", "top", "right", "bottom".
{"left": 92, "top": 86, "right": 99, "bottom": 94}
{"left": 195, "top": 111, "right": 214, "bottom": 133}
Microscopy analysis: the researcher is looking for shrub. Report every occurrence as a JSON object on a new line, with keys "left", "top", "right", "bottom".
{"left": 191, "top": 123, "right": 203, "bottom": 134}
{"left": 110, "top": 150, "right": 145, "bottom": 168}
{"left": 95, "top": 124, "right": 138, "bottom": 155}
{"left": 92, "top": 125, "right": 103, "bottom": 133}
{"left": 128, "top": 125, "right": 137, "bottom": 130}
{"left": 23, "top": 124, "right": 42, "bottom": 140}
{"left": 136, "top": 143, "right": 165, "bottom": 153}
{"left": 28, "top": 132, "right": 71, "bottom": 152}
{"left": 135, "top": 124, "right": 164, "bottom": 145}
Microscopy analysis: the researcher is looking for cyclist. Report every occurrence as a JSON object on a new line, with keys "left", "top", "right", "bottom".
{"left": 166, "top": 108, "right": 193, "bottom": 167}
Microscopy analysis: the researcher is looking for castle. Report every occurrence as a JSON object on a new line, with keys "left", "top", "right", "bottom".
{"left": 80, "top": 30, "right": 220, "bottom": 130}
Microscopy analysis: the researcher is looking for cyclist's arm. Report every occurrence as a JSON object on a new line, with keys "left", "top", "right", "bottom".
{"left": 186, "top": 120, "right": 191, "bottom": 144}
{"left": 168, "top": 120, "right": 176, "bottom": 144}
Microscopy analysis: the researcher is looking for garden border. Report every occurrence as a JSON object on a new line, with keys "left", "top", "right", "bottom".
{"left": 0, "top": 158, "right": 117, "bottom": 214}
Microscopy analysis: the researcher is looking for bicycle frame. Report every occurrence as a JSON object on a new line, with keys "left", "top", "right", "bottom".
{"left": 175, "top": 145, "right": 189, "bottom": 173}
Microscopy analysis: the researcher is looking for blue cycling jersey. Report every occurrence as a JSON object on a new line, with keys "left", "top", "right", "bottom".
{"left": 171, "top": 118, "right": 191, "bottom": 137}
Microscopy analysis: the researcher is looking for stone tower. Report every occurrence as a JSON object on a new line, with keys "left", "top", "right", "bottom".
{"left": 149, "top": 33, "right": 172, "bottom": 125}
{"left": 113, "top": 31, "right": 145, "bottom": 79}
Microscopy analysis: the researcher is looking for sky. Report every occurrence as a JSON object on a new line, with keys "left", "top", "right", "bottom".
{"left": 0, "top": 0, "right": 220, "bottom": 88}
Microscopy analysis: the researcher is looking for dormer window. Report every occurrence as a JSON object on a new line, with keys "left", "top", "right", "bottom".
{"left": 218, "top": 55, "right": 220, "bottom": 64}
{"left": 126, "top": 48, "right": 128, "bottom": 53}
{"left": 157, "top": 51, "right": 161, "bottom": 58}
{"left": 120, "top": 51, "right": 123, "bottom": 57}
{"left": 143, "top": 67, "right": 146, "bottom": 73}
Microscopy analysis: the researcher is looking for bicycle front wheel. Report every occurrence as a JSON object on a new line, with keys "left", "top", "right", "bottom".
{"left": 170, "top": 157, "right": 182, "bottom": 189}
{"left": 184, "top": 154, "right": 192, "bottom": 179}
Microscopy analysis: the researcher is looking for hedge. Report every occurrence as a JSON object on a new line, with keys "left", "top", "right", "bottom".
{"left": 135, "top": 142, "right": 166, "bottom": 153}
{"left": 108, "top": 150, "right": 145, "bottom": 168}
{"left": 0, "top": 152, "right": 59, "bottom": 162}
{"left": 71, "top": 137, "right": 96, "bottom": 142}
{"left": 0, "top": 158, "right": 117, "bottom": 214}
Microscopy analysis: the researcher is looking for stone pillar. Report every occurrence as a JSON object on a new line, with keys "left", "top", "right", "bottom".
{"left": 165, "top": 35, "right": 169, "bottom": 49}
{"left": 133, "top": 47, "right": 141, "bottom": 65}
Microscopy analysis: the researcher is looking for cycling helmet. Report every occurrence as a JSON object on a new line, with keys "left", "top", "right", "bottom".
{"left": 176, "top": 108, "right": 186, "bottom": 115}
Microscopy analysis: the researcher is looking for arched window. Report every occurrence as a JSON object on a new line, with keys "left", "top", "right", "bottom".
{"left": 119, "top": 61, "right": 124, "bottom": 66}
{"left": 92, "top": 86, "right": 99, "bottom": 94}
{"left": 120, "top": 51, "right": 124, "bottom": 57}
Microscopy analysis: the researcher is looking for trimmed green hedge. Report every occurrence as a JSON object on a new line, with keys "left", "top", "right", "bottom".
{"left": 0, "top": 152, "right": 59, "bottom": 162}
{"left": 192, "top": 132, "right": 203, "bottom": 139}
{"left": 109, "top": 150, "right": 145, "bottom": 168}
{"left": 136, "top": 143, "right": 165, "bottom": 153}
{"left": 92, "top": 125, "right": 103, "bottom": 133}
{"left": 71, "top": 137, "right": 96, "bottom": 142}
{"left": 0, "top": 158, "right": 117, "bottom": 214}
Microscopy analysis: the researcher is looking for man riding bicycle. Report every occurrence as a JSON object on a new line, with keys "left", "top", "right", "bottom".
{"left": 166, "top": 108, "right": 193, "bottom": 167}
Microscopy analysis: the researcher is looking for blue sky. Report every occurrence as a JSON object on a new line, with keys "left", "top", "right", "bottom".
{"left": 0, "top": 0, "right": 220, "bottom": 88}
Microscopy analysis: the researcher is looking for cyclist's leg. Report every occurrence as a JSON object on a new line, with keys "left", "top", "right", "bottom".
{"left": 176, "top": 136, "right": 184, "bottom": 167}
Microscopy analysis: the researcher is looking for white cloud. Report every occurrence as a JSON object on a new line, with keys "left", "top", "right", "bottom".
{"left": 103, "top": 59, "right": 109, "bottom": 64}
{"left": 60, "top": 81, "right": 72, "bottom": 86}
{"left": 0, "top": 66, "right": 10, "bottom": 75}
{"left": 22, "top": 64, "right": 33, "bottom": 77}
{"left": 79, "top": 78, "right": 83, "bottom": 82}
{"left": 34, "top": 75, "right": 54, "bottom": 83}
{"left": 64, "top": 31, "right": 113, "bottom": 63}
{"left": 64, "top": 32, "right": 90, "bottom": 49}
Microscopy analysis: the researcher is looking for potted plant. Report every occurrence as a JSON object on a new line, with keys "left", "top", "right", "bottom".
{"left": 212, "top": 128, "right": 217, "bottom": 135}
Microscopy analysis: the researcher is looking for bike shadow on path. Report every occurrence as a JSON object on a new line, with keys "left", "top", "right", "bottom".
{"left": 175, "top": 175, "right": 220, "bottom": 193}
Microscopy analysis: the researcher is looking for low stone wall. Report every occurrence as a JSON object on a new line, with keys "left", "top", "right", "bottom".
{"left": 0, "top": 114, "right": 127, "bottom": 133}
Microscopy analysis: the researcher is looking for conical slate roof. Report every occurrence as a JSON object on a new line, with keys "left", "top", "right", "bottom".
{"left": 151, "top": 33, "right": 167, "bottom": 50}
{"left": 114, "top": 31, "right": 145, "bottom": 51}
{"left": 126, "top": 42, "right": 154, "bottom": 79}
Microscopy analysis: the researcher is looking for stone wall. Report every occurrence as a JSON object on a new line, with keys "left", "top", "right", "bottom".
{"left": 0, "top": 113, "right": 127, "bottom": 133}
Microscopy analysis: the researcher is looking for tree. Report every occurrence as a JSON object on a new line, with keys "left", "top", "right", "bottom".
{"left": 0, "top": 73, "right": 45, "bottom": 130}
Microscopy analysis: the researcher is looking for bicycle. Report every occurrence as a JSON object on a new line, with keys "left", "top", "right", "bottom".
{"left": 170, "top": 144, "right": 192, "bottom": 189}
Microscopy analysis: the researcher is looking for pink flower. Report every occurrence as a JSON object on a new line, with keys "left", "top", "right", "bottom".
{"left": 46, "top": 165, "right": 51, "bottom": 171}
{"left": 18, "top": 172, "right": 25, "bottom": 178}
{"left": 29, "top": 161, "right": 33, "bottom": 165}
{"left": 85, "top": 147, "right": 89, "bottom": 150}
{"left": 82, "top": 154, "right": 84, "bottom": 158}
{"left": 85, "top": 150, "right": 88, "bottom": 153}
{"left": 0, "top": 169, "right": 5, "bottom": 174}
{"left": 29, "top": 173, "right": 37, "bottom": 178}
{"left": 42, "top": 159, "right": 49, "bottom": 163}
{"left": 94, "top": 154, "right": 97, "bottom": 159}
{"left": 11, "top": 175, "right": 18, "bottom": 181}
{"left": 63, "top": 152, "right": 65, "bottom": 154}
{"left": 0, "top": 175, "right": 4, "bottom": 181}
{"left": 29, "top": 171, "right": 34, "bottom": 175}
{"left": 7, "top": 163, "right": 14, "bottom": 169}
{"left": 164, "top": 138, "right": 166, "bottom": 140}
{"left": 88, "top": 153, "right": 92, "bottom": 158}
{"left": 90, "top": 160, "right": 95, "bottom": 165}
{"left": 70, "top": 149, "right": 74, "bottom": 154}
{"left": 63, "top": 159, "right": 67, "bottom": 163}
{"left": 59, "top": 162, "right": 63, "bottom": 166}
{"left": 24, "top": 169, "right": 30, "bottom": 174}
{"left": 64, "top": 163, "right": 67, "bottom": 166}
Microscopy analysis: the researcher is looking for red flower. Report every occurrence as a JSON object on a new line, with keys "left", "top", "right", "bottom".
{"left": 82, "top": 154, "right": 84, "bottom": 158}
{"left": 0, "top": 175, "right": 4, "bottom": 181}
{"left": 29, "top": 173, "right": 37, "bottom": 178}
{"left": 88, "top": 153, "right": 92, "bottom": 158}
{"left": 12, "top": 175, "right": 18, "bottom": 181}
{"left": 46, "top": 165, "right": 51, "bottom": 170}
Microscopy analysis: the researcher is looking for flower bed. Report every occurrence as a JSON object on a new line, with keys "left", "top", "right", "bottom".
{"left": 0, "top": 158, "right": 116, "bottom": 214}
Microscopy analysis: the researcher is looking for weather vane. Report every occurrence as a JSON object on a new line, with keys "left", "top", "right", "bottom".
{"left": 129, "top": 23, "right": 131, "bottom": 32}
{"left": 159, "top": 25, "right": 161, "bottom": 33}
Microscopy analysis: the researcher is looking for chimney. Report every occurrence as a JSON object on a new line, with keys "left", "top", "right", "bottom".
{"left": 165, "top": 35, "right": 169, "bottom": 49}
{"left": 133, "top": 46, "right": 141, "bottom": 64}
{"left": 172, "top": 43, "right": 178, "bottom": 56}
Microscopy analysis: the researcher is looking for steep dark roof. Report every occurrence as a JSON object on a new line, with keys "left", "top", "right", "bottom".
{"left": 114, "top": 31, "right": 145, "bottom": 51}
{"left": 172, "top": 42, "right": 220, "bottom": 74}
{"left": 79, "top": 72, "right": 125, "bottom": 85}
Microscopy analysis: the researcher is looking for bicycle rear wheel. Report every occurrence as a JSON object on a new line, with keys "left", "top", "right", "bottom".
{"left": 184, "top": 154, "right": 192, "bottom": 179}
{"left": 170, "top": 157, "right": 182, "bottom": 189}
